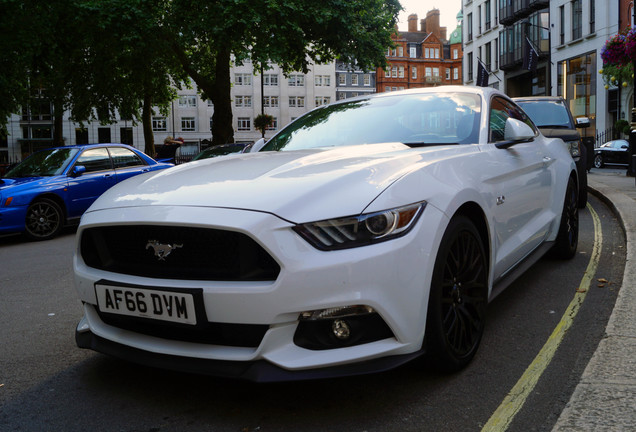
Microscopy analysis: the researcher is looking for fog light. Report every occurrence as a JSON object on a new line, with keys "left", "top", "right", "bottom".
{"left": 332, "top": 319, "right": 351, "bottom": 340}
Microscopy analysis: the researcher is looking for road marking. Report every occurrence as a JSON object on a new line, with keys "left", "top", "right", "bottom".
{"left": 481, "top": 203, "right": 602, "bottom": 432}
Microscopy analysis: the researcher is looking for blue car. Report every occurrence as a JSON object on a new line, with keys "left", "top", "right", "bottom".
{"left": 0, "top": 143, "right": 173, "bottom": 240}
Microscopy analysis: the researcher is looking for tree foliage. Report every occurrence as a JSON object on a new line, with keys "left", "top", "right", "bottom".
{"left": 1, "top": 0, "right": 401, "bottom": 148}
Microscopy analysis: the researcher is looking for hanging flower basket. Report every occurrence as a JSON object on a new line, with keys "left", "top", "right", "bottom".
{"left": 625, "top": 27, "right": 636, "bottom": 62}
{"left": 601, "top": 33, "right": 627, "bottom": 66}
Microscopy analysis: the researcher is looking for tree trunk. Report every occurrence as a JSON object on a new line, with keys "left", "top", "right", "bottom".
{"left": 142, "top": 90, "right": 155, "bottom": 157}
{"left": 210, "top": 48, "right": 234, "bottom": 145}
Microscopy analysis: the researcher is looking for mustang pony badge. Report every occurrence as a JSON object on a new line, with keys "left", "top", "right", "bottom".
{"left": 146, "top": 240, "right": 183, "bottom": 261}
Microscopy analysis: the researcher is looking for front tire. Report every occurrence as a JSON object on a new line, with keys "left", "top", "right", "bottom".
{"left": 24, "top": 198, "right": 64, "bottom": 241}
{"left": 550, "top": 176, "right": 579, "bottom": 259}
{"left": 425, "top": 215, "right": 488, "bottom": 371}
{"left": 593, "top": 154, "right": 604, "bottom": 169}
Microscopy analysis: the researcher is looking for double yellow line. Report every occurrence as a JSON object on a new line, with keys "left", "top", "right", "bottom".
{"left": 482, "top": 203, "right": 602, "bottom": 431}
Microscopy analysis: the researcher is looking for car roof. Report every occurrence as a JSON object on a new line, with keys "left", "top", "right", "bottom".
{"left": 513, "top": 96, "right": 565, "bottom": 103}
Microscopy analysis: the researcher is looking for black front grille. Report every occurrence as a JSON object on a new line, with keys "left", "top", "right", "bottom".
{"left": 81, "top": 225, "right": 280, "bottom": 281}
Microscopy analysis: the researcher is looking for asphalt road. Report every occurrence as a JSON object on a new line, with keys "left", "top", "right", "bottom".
{"left": 0, "top": 193, "right": 625, "bottom": 432}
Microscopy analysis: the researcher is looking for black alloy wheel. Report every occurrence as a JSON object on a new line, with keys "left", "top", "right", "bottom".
{"left": 24, "top": 198, "right": 64, "bottom": 241}
{"left": 550, "top": 176, "right": 579, "bottom": 260}
{"left": 593, "top": 154, "right": 604, "bottom": 169}
{"left": 426, "top": 215, "right": 488, "bottom": 371}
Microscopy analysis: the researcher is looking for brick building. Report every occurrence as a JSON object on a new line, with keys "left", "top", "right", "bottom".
{"left": 376, "top": 9, "right": 463, "bottom": 92}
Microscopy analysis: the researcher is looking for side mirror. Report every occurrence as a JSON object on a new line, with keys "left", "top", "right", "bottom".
{"left": 247, "top": 138, "right": 266, "bottom": 153}
{"left": 575, "top": 117, "right": 590, "bottom": 128}
{"left": 71, "top": 165, "right": 86, "bottom": 177}
{"left": 504, "top": 118, "right": 535, "bottom": 141}
{"left": 622, "top": 145, "right": 629, "bottom": 149}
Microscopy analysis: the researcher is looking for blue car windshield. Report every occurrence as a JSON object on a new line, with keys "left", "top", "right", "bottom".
{"left": 6, "top": 148, "right": 79, "bottom": 178}
{"left": 262, "top": 92, "right": 482, "bottom": 151}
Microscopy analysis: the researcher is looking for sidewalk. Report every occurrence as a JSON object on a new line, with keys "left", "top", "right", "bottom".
{"left": 553, "top": 169, "right": 636, "bottom": 431}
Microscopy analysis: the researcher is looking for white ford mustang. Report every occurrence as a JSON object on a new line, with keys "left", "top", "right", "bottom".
{"left": 73, "top": 86, "right": 579, "bottom": 381}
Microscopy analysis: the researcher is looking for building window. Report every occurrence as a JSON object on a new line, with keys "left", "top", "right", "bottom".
{"left": 485, "top": 42, "right": 492, "bottom": 71}
{"left": 453, "top": 68, "right": 459, "bottom": 80}
{"left": 235, "top": 73, "right": 252, "bottom": 86}
{"left": 410, "top": 46, "right": 416, "bottom": 58}
{"left": 425, "top": 48, "right": 430, "bottom": 59}
{"left": 557, "top": 52, "right": 597, "bottom": 137}
{"left": 412, "top": 67, "right": 417, "bottom": 79}
{"left": 266, "top": 118, "right": 278, "bottom": 131}
{"left": 264, "top": 74, "right": 279, "bottom": 86}
{"left": 152, "top": 117, "right": 167, "bottom": 131}
{"left": 485, "top": 0, "right": 491, "bottom": 30}
{"left": 435, "top": 48, "right": 440, "bottom": 59}
{"left": 120, "top": 127, "right": 133, "bottom": 146}
{"left": 398, "top": 46, "right": 404, "bottom": 57}
{"left": 478, "top": 5, "right": 482, "bottom": 34}
{"left": 235, "top": 95, "right": 252, "bottom": 107}
{"left": 364, "top": 74, "right": 370, "bottom": 86}
{"left": 338, "top": 74, "right": 346, "bottom": 85}
{"left": 315, "top": 96, "right": 331, "bottom": 106}
{"left": 425, "top": 67, "right": 432, "bottom": 77}
{"left": 98, "top": 127, "right": 111, "bottom": 143}
{"left": 559, "top": 6, "right": 565, "bottom": 45}
{"left": 572, "top": 0, "right": 582, "bottom": 40}
{"left": 181, "top": 117, "right": 195, "bottom": 131}
{"left": 433, "top": 68, "right": 439, "bottom": 77}
{"left": 264, "top": 96, "right": 279, "bottom": 107}
{"left": 467, "top": 13, "right": 473, "bottom": 41}
{"left": 289, "top": 96, "right": 305, "bottom": 107}
{"left": 399, "top": 66, "right": 405, "bottom": 78}
{"left": 589, "top": 0, "right": 595, "bottom": 33}
{"left": 467, "top": 52, "right": 474, "bottom": 81}
{"left": 315, "top": 75, "right": 331, "bottom": 86}
{"left": 453, "top": 48, "right": 459, "bottom": 59}
{"left": 352, "top": 74, "right": 359, "bottom": 86}
{"left": 446, "top": 68, "right": 450, "bottom": 80}
{"left": 75, "top": 128, "right": 89, "bottom": 145}
{"left": 237, "top": 117, "right": 251, "bottom": 131}
{"left": 288, "top": 74, "right": 305, "bottom": 86}
{"left": 392, "top": 66, "right": 398, "bottom": 78}
{"left": 178, "top": 95, "right": 197, "bottom": 107}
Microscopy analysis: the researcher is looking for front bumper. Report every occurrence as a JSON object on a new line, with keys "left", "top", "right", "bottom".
{"left": 74, "top": 204, "right": 446, "bottom": 378}
{"left": 75, "top": 321, "right": 425, "bottom": 382}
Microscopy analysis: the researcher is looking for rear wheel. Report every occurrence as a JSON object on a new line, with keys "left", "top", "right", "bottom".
{"left": 593, "top": 154, "right": 604, "bottom": 169}
{"left": 425, "top": 215, "right": 488, "bottom": 371}
{"left": 550, "top": 176, "right": 579, "bottom": 259}
{"left": 24, "top": 198, "right": 64, "bottom": 241}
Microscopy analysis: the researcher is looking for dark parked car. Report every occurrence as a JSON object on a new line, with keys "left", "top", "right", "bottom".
{"left": 594, "top": 139, "right": 630, "bottom": 168}
{"left": 514, "top": 96, "right": 590, "bottom": 208}
{"left": 0, "top": 143, "right": 173, "bottom": 240}
{"left": 191, "top": 142, "right": 249, "bottom": 161}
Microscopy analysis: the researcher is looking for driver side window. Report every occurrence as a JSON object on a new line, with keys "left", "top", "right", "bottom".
{"left": 489, "top": 97, "right": 535, "bottom": 142}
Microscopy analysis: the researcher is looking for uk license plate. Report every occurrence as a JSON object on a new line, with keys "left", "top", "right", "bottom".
{"left": 95, "top": 284, "right": 197, "bottom": 325}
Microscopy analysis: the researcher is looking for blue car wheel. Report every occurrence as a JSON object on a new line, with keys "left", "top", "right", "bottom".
{"left": 24, "top": 198, "right": 64, "bottom": 241}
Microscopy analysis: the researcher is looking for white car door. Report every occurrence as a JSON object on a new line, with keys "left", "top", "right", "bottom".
{"left": 481, "top": 96, "right": 554, "bottom": 278}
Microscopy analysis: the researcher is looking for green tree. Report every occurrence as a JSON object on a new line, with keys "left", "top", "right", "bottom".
{"left": 165, "top": 0, "right": 401, "bottom": 144}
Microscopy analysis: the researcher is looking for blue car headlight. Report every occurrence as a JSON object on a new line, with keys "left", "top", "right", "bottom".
{"left": 293, "top": 202, "right": 426, "bottom": 250}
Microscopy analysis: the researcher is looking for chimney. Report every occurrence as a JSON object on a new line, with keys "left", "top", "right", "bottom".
{"left": 408, "top": 14, "right": 418, "bottom": 32}
{"left": 425, "top": 9, "right": 441, "bottom": 38}
{"left": 441, "top": 27, "right": 447, "bottom": 40}
{"left": 420, "top": 19, "right": 426, "bottom": 33}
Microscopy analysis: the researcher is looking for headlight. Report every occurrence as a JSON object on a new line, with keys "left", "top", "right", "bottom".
{"left": 567, "top": 140, "right": 581, "bottom": 158}
{"left": 293, "top": 202, "right": 426, "bottom": 250}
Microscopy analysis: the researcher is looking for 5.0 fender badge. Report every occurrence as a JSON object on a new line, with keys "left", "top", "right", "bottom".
{"left": 146, "top": 240, "right": 183, "bottom": 261}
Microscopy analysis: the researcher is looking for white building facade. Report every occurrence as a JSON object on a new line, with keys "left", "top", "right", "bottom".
{"left": 2, "top": 61, "right": 338, "bottom": 165}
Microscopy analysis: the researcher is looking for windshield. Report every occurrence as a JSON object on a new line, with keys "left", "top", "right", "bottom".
{"left": 5, "top": 148, "right": 79, "bottom": 178}
{"left": 262, "top": 92, "right": 482, "bottom": 151}
{"left": 516, "top": 100, "right": 573, "bottom": 128}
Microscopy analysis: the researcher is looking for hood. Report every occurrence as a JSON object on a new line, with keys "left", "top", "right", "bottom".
{"left": 538, "top": 127, "right": 580, "bottom": 142}
{"left": 88, "top": 143, "right": 468, "bottom": 223}
{"left": 0, "top": 176, "right": 64, "bottom": 192}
